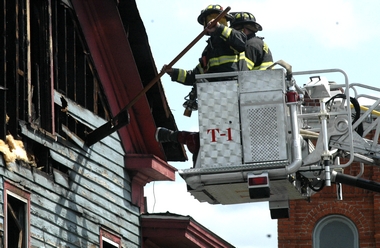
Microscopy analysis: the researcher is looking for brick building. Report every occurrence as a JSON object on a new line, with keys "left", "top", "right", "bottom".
{"left": 278, "top": 163, "right": 380, "bottom": 247}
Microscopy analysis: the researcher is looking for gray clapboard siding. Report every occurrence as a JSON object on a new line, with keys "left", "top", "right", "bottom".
{"left": 19, "top": 108, "right": 135, "bottom": 209}
{"left": 31, "top": 216, "right": 137, "bottom": 248}
{"left": 30, "top": 213, "right": 98, "bottom": 247}
{"left": 30, "top": 206, "right": 99, "bottom": 245}
{"left": 20, "top": 122, "right": 126, "bottom": 178}
{"left": 53, "top": 169, "right": 70, "bottom": 188}
{"left": 6, "top": 161, "right": 139, "bottom": 236}
{"left": 1, "top": 98, "right": 142, "bottom": 247}
{"left": 5, "top": 160, "right": 34, "bottom": 182}
{"left": 61, "top": 123, "right": 125, "bottom": 167}
{"left": 30, "top": 237, "right": 57, "bottom": 248}
{"left": 35, "top": 153, "right": 138, "bottom": 237}
{"left": 31, "top": 202, "right": 139, "bottom": 246}
{"left": 1, "top": 158, "right": 140, "bottom": 247}
{"left": 50, "top": 150, "right": 131, "bottom": 195}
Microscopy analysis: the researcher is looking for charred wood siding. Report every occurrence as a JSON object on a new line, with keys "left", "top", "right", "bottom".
{"left": 0, "top": 0, "right": 141, "bottom": 247}
{"left": 1, "top": 0, "right": 110, "bottom": 141}
{"left": 0, "top": 98, "right": 141, "bottom": 246}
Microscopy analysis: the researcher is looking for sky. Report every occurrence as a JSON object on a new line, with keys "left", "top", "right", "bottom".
{"left": 136, "top": 1, "right": 380, "bottom": 247}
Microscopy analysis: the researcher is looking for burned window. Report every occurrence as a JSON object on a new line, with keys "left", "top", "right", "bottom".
{"left": 1, "top": 0, "right": 110, "bottom": 138}
{"left": 1, "top": 0, "right": 112, "bottom": 174}
{"left": 51, "top": 1, "right": 110, "bottom": 141}
{"left": 5, "top": 181, "right": 30, "bottom": 248}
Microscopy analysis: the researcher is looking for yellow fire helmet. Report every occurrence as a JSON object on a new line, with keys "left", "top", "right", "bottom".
{"left": 197, "top": 4, "right": 233, "bottom": 26}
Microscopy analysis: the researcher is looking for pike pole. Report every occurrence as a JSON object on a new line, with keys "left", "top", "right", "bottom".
{"left": 85, "top": 6, "right": 231, "bottom": 146}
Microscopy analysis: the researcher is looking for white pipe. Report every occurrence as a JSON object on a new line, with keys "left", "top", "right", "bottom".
{"left": 320, "top": 101, "right": 331, "bottom": 186}
{"left": 268, "top": 102, "right": 303, "bottom": 178}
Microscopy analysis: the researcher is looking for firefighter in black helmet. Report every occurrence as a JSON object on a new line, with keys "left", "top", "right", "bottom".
{"left": 162, "top": 4, "right": 248, "bottom": 86}
{"left": 157, "top": 4, "right": 249, "bottom": 167}
{"left": 230, "top": 12, "right": 273, "bottom": 70}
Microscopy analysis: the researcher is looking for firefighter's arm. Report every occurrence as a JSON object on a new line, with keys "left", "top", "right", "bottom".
{"left": 210, "top": 24, "right": 247, "bottom": 52}
{"left": 165, "top": 65, "right": 202, "bottom": 86}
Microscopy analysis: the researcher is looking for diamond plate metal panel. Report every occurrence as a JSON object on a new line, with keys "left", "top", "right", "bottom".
{"left": 197, "top": 80, "right": 242, "bottom": 168}
{"left": 239, "top": 69, "right": 285, "bottom": 93}
{"left": 239, "top": 69, "right": 289, "bottom": 164}
{"left": 240, "top": 103, "right": 288, "bottom": 163}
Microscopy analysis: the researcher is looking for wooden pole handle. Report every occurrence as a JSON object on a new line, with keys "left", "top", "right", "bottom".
{"left": 85, "top": 6, "right": 232, "bottom": 145}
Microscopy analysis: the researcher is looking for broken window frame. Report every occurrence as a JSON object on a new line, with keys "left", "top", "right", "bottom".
{"left": 4, "top": 181, "right": 31, "bottom": 248}
{"left": 1, "top": 0, "right": 111, "bottom": 174}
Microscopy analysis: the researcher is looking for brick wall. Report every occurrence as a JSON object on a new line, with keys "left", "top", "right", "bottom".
{"left": 278, "top": 163, "right": 380, "bottom": 247}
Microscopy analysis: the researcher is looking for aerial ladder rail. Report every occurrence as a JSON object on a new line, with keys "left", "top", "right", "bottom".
{"left": 340, "top": 83, "right": 380, "bottom": 165}
{"left": 329, "top": 83, "right": 380, "bottom": 166}
{"left": 291, "top": 70, "right": 380, "bottom": 168}
{"left": 293, "top": 69, "right": 355, "bottom": 174}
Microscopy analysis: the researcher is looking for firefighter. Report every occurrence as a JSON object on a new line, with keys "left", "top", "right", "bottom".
{"left": 157, "top": 4, "right": 249, "bottom": 166}
{"left": 230, "top": 12, "right": 273, "bottom": 70}
{"left": 162, "top": 4, "right": 248, "bottom": 85}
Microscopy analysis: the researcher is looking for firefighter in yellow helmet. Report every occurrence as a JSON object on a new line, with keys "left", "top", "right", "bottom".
{"left": 230, "top": 12, "right": 273, "bottom": 70}
{"left": 163, "top": 4, "right": 248, "bottom": 86}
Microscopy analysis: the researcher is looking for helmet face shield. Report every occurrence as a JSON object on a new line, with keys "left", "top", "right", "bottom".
{"left": 232, "top": 24, "right": 244, "bottom": 31}
{"left": 245, "top": 24, "right": 258, "bottom": 32}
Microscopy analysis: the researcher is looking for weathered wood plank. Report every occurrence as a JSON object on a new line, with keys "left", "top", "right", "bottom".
{"left": 61, "top": 124, "right": 125, "bottom": 172}
{"left": 50, "top": 150, "right": 138, "bottom": 213}
{"left": 54, "top": 90, "right": 124, "bottom": 155}
{"left": 29, "top": 170, "right": 139, "bottom": 229}
{"left": 30, "top": 193, "right": 140, "bottom": 245}
{"left": 3, "top": 161, "right": 34, "bottom": 181}
{"left": 2, "top": 163, "right": 140, "bottom": 236}
{"left": 30, "top": 238, "right": 57, "bottom": 248}
{"left": 53, "top": 169, "right": 69, "bottom": 189}
{"left": 30, "top": 213, "right": 99, "bottom": 247}
{"left": 31, "top": 222, "right": 99, "bottom": 248}
{"left": 31, "top": 203, "right": 140, "bottom": 247}
{"left": 20, "top": 121, "right": 126, "bottom": 175}
{"left": 50, "top": 150, "right": 131, "bottom": 192}
{"left": 31, "top": 225, "right": 139, "bottom": 248}
{"left": 65, "top": 171, "right": 139, "bottom": 220}
{"left": 66, "top": 164, "right": 133, "bottom": 206}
